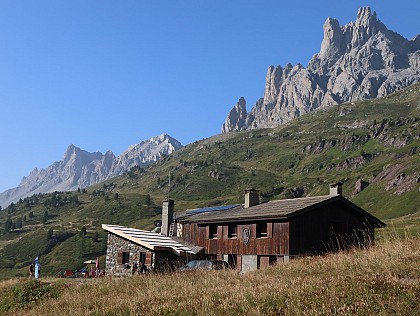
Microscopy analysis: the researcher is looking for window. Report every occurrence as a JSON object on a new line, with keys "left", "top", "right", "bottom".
{"left": 209, "top": 225, "right": 218, "bottom": 239}
{"left": 139, "top": 252, "right": 146, "bottom": 265}
{"left": 228, "top": 224, "right": 237, "bottom": 238}
{"left": 117, "top": 251, "right": 130, "bottom": 264}
{"left": 122, "top": 252, "right": 129, "bottom": 264}
{"left": 256, "top": 222, "right": 268, "bottom": 238}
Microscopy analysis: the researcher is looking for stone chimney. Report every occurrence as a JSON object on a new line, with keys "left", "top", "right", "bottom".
{"left": 161, "top": 200, "right": 174, "bottom": 236}
{"left": 244, "top": 189, "right": 259, "bottom": 208}
{"left": 329, "top": 183, "right": 343, "bottom": 196}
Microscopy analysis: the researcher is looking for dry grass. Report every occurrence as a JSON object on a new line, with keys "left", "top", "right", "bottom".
{"left": 2, "top": 234, "right": 418, "bottom": 316}
{"left": 0, "top": 278, "right": 20, "bottom": 291}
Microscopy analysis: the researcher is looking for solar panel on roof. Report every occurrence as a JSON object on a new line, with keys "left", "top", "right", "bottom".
{"left": 186, "top": 204, "right": 240, "bottom": 214}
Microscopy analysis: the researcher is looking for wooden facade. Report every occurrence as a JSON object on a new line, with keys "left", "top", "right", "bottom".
{"left": 289, "top": 200, "right": 376, "bottom": 255}
{"left": 182, "top": 221, "right": 290, "bottom": 256}
{"left": 177, "top": 188, "right": 385, "bottom": 271}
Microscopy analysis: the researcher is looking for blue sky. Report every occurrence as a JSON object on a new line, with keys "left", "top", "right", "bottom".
{"left": 0, "top": 0, "right": 419, "bottom": 193}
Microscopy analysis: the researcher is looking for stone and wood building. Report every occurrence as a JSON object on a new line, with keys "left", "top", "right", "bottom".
{"left": 103, "top": 183, "right": 385, "bottom": 274}
{"left": 102, "top": 223, "right": 195, "bottom": 276}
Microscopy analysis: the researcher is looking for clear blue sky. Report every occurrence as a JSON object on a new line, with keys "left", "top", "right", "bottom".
{"left": 0, "top": 0, "right": 419, "bottom": 192}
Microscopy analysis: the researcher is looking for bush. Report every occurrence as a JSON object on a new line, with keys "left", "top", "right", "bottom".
{"left": 0, "top": 280, "right": 62, "bottom": 313}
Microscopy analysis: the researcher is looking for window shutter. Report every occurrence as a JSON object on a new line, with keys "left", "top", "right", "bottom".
{"left": 223, "top": 225, "right": 228, "bottom": 240}
{"left": 251, "top": 224, "right": 257, "bottom": 238}
{"left": 217, "top": 225, "right": 223, "bottom": 239}
{"left": 117, "top": 251, "right": 123, "bottom": 264}
{"left": 267, "top": 223, "right": 273, "bottom": 238}
{"left": 145, "top": 252, "right": 152, "bottom": 265}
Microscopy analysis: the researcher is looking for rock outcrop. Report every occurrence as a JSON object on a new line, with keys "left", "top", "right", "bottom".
{"left": 222, "top": 7, "right": 420, "bottom": 132}
{"left": 352, "top": 178, "right": 369, "bottom": 196}
{"left": 221, "top": 97, "right": 247, "bottom": 133}
{"left": 0, "top": 134, "right": 182, "bottom": 208}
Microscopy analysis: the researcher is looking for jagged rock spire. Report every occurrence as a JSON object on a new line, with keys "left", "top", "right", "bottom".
{"left": 221, "top": 97, "right": 247, "bottom": 133}
{"left": 221, "top": 7, "right": 420, "bottom": 133}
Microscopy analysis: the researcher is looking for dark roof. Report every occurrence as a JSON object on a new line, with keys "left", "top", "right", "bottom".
{"left": 177, "top": 195, "right": 385, "bottom": 228}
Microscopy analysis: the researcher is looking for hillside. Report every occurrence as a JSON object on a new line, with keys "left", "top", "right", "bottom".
{"left": 0, "top": 83, "right": 419, "bottom": 279}
{"left": 1, "top": 234, "right": 418, "bottom": 315}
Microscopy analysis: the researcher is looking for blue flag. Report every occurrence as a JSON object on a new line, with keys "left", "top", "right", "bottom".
{"left": 34, "top": 256, "right": 39, "bottom": 279}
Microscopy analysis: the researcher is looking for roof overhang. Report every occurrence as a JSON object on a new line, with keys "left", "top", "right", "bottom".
{"left": 102, "top": 224, "right": 195, "bottom": 255}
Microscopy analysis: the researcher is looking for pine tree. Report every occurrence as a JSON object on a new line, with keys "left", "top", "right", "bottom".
{"left": 79, "top": 226, "right": 87, "bottom": 238}
{"left": 47, "top": 227, "right": 53, "bottom": 239}
{"left": 42, "top": 210, "right": 49, "bottom": 223}
{"left": 92, "top": 231, "right": 99, "bottom": 242}
{"left": 4, "top": 218, "right": 12, "bottom": 232}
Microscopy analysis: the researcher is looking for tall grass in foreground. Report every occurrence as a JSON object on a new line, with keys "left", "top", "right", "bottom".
{"left": 4, "top": 235, "right": 420, "bottom": 316}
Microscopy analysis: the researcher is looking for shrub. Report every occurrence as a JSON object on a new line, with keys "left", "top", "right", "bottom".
{"left": 0, "top": 280, "right": 62, "bottom": 313}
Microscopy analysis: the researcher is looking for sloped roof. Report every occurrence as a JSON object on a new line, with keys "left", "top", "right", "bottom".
{"left": 177, "top": 195, "right": 385, "bottom": 228}
{"left": 170, "top": 236, "right": 204, "bottom": 254}
{"left": 101, "top": 224, "right": 195, "bottom": 255}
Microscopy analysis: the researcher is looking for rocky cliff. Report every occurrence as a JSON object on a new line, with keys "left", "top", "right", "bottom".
{"left": 0, "top": 134, "right": 182, "bottom": 208}
{"left": 222, "top": 7, "right": 420, "bottom": 133}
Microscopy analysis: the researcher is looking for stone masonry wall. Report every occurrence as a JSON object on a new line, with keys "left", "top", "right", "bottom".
{"left": 105, "top": 232, "right": 148, "bottom": 276}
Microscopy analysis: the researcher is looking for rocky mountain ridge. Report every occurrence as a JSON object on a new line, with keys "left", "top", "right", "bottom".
{"left": 0, "top": 134, "right": 182, "bottom": 208}
{"left": 222, "top": 7, "right": 420, "bottom": 133}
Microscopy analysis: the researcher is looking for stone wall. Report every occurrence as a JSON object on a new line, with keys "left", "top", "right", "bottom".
{"left": 105, "top": 232, "right": 148, "bottom": 276}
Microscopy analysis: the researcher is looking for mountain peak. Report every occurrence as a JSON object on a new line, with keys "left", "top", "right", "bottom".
{"left": 355, "top": 7, "right": 380, "bottom": 31}
{"left": 64, "top": 144, "right": 79, "bottom": 158}
{"left": 152, "top": 133, "right": 171, "bottom": 143}
{"left": 221, "top": 7, "right": 420, "bottom": 133}
{"left": 351, "top": 6, "right": 385, "bottom": 47}
{"left": 0, "top": 135, "right": 183, "bottom": 208}
{"left": 319, "top": 17, "right": 343, "bottom": 59}
{"left": 221, "top": 97, "right": 247, "bottom": 133}
{"left": 66, "top": 144, "right": 76, "bottom": 151}
{"left": 356, "top": 7, "right": 374, "bottom": 22}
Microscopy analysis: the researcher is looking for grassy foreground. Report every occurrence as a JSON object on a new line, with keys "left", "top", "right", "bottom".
{"left": 1, "top": 234, "right": 418, "bottom": 315}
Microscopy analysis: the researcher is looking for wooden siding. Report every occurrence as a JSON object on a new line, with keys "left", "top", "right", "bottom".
{"left": 182, "top": 221, "right": 290, "bottom": 256}
{"left": 236, "top": 255, "right": 242, "bottom": 272}
{"left": 289, "top": 200, "right": 375, "bottom": 255}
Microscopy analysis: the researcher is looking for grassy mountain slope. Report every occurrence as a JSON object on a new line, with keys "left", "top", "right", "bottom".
{"left": 0, "top": 83, "right": 419, "bottom": 279}
{"left": 1, "top": 234, "right": 418, "bottom": 315}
